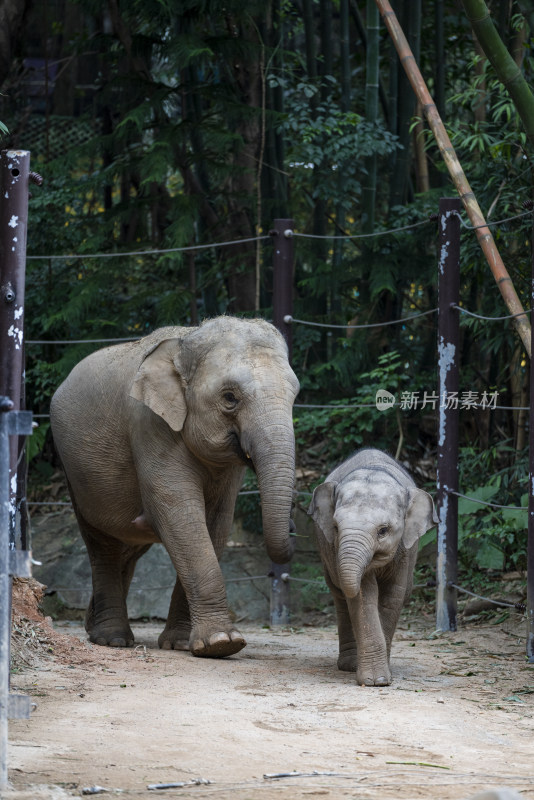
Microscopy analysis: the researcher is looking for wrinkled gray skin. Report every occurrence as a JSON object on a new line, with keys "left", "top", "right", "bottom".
{"left": 309, "top": 448, "right": 437, "bottom": 686}
{"left": 50, "top": 317, "right": 299, "bottom": 658}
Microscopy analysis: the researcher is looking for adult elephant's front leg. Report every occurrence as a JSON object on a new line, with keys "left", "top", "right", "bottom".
{"left": 149, "top": 480, "right": 245, "bottom": 658}
{"left": 347, "top": 572, "right": 391, "bottom": 686}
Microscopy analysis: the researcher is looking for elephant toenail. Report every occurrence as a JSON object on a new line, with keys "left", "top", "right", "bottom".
{"left": 209, "top": 632, "right": 229, "bottom": 646}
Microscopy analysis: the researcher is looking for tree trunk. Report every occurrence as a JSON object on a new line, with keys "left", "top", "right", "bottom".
{"left": 362, "top": 0, "right": 379, "bottom": 232}
{"left": 390, "top": 0, "right": 419, "bottom": 207}
{"left": 0, "top": 0, "right": 32, "bottom": 89}
{"left": 223, "top": 14, "right": 263, "bottom": 313}
{"left": 461, "top": 0, "right": 534, "bottom": 151}
{"left": 413, "top": 99, "right": 429, "bottom": 193}
{"left": 434, "top": 0, "right": 445, "bottom": 117}
{"left": 330, "top": 0, "right": 351, "bottom": 340}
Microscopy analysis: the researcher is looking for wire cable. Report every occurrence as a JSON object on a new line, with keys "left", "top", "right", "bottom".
{"left": 447, "top": 490, "right": 525, "bottom": 511}
{"left": 292, "top": 218, "right": 433, "bottom": 239}
{"left": 454, "top": 209, "right": 532, "bottom": 230}
{"left": 26, "top": 235, "right": 271, "bottom": 261}
{"left": 452, "top": 304, "right": 531, "bottom": 321}
{"left": 285, "top": 308, "right": 437, "bottom": 330}
{"left": 450, "top": 583, "right": 526, "bottom": 612}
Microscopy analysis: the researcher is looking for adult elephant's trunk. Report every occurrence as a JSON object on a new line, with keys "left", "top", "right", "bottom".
{"left": 250, "top": 416, "right": 296, "bottom": 565}
{"left": 337, "top": 528, "right": 375, "bottom": 598}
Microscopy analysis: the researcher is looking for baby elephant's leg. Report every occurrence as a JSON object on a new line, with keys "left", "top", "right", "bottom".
{"left": 378, "top": 556, "right": 414, "bottom": 660}
{"left": 347, "top": 573, "right": 391, "bottom": 686}
{"left": 333, "top": 592, "right": 358, "bottom": 672}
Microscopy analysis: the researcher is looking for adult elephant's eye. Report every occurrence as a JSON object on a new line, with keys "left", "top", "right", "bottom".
{"left": 223, "top": 391, "right": 238, "bottom": 407}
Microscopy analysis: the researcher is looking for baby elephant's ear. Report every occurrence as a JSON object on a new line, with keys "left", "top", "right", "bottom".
{"left": 129, "top": 339, "right": 187, "bottom": 432}
{"left": 403, "top": 489, "right": 438, "bottom": 550}
{"left": 308, "top": 482, "right": 337, "bottom": 544}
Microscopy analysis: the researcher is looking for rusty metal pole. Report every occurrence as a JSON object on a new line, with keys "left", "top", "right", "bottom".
{"left": 528, "top": 217, "right": 534, "bottom": 662}
{"left": 0, "top": 150, "right": 31, "bottom": 549}
{"left": 269, "top": 219, "right": 295, "bottom": 626}
{"left": 436, "top": 198, "right": 461, "bottom": 632}
{"left": 0, "top": 397, "right": 13, "bottom": 790}
{"left": 0, "top": 397, "right": 33, "bottom": 790}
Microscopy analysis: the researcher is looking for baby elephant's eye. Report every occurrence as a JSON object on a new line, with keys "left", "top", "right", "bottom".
{"left": 377, "top": 525, "right": 389, "bottom": 538}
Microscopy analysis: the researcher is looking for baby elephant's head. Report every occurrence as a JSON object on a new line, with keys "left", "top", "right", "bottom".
{"left": 309, "top": 470, "right": 437, "bottom": 598}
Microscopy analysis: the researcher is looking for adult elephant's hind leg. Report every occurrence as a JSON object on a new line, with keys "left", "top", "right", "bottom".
{"left": 80, "top": 516, "right": 141, "bottom": 647}
{"left": 158, "top": 576, "right": 192, "bottom": 651}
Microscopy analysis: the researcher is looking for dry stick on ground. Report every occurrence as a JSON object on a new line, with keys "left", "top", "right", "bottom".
{"left": 375, "top": 0, "right": 531, "bottom": 357}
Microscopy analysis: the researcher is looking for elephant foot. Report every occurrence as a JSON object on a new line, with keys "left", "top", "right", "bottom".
{"left": 190, "top": 628, "right": 246, "bottom": 658}
{"left": 88, "top": 625, "right": 135, "bottom": 648}
{"left": 356, "top": 664, "right": 392, "bottom": 687}
{"left": 158, "top": 625, "right": 191, "bottom": 651}
{"left": 337, "top": 647, "right": 358, "bottom": 672}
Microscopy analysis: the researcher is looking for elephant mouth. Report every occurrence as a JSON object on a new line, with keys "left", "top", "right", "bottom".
{"left": 228, "top": 431, "right": 255, "bottom": 470}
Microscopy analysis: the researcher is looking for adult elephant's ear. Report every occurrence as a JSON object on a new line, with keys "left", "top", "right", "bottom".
{"left": 129, "top": 338, "right": 187, "bottom": 432}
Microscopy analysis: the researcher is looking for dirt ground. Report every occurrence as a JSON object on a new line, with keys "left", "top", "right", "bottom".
{"left": 4, "top": 579, "right": 534, "bottom": 800}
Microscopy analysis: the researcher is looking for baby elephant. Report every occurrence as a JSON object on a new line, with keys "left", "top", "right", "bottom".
{"left": 308, "top": 448, "right": 437, "bottom": 686}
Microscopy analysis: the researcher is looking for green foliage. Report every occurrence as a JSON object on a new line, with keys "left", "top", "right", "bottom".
{"left": 26, "top": 422, "right": 50, "bottom": 465}
{"left": 290, "top": 562, "right": 330, "bottom": 613}
{"left": 294, "top": 351, "right": 415, "bottom": 477}
{"left": 271, "top": 74, "right": 401, "bottom": 212}
{"left": 235, "top": 470, "right": 262, "bottom": 534}
{"left": 458, "top": 488, "right": 528, "bottom": 573}
{"left": 3, "top": 0, "right": 533, "bottom": 591}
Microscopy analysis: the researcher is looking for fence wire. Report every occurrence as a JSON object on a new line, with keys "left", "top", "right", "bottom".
{"left": 26, "top": 234, "right": 271, "bottom": 260}
{"left": 448, "top": 490, "right": 526, "bottom": 512}
{"left": 453, "top": 304, "right": 531, "bottom": 321}
{"left": 22, "top": 207, "right": 534, "bottom": 629}
{"left": 285, "top": 308, "right": 437, "bottom": 330}
{"left": 455, "top": 209, "right": 532, "bottom": 230}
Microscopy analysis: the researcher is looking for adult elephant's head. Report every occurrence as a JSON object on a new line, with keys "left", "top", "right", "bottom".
{"left": 130, "top": 317, "right": 300, "bottom": 564}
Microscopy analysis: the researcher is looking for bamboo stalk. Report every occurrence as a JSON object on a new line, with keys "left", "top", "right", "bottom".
{"left": 375, "top": 0, "right": 531, "bottom": 356}
{"left": 462, "top": 0, "right": 534, "bottom": 150}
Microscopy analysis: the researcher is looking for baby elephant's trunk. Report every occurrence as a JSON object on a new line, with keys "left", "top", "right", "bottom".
{"left": 337, "top": 528, "right": 375, "bottom": 598}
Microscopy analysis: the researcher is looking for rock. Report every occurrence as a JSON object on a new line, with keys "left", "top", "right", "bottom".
{"left": 26, "top": 508, "right": 324, "bottom": 623}
{"left": 467, "top": 789, "right": 524, "bottom": 800}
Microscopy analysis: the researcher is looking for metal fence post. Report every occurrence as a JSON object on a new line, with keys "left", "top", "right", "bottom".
{"left": 528, "top": 217, "right": 534, "bottom": 663}
{"left": 0, "top": 149, "right": 35, "bottom": 789}
{"left": 436, "top": 197, "right": 461, "bottom": 632}
{"left": 0, "top": 150, "right": 31, "bottom": 549}
{"left": 272, "top": 218, "right": 294, "bottom": 360}
{"left": 269, "top": 219, "right": 295, "bottom": 626}
{"left": 0, "top": 398, "right": 33, "bottom": 790}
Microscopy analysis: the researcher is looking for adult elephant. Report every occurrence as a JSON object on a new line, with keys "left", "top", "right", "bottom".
{"left": 50, "top": 316, "right": 300, "bottom": 658}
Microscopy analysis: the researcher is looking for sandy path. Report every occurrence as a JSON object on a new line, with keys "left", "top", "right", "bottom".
{"left": 4, "top": 614, "right": 534, "bottom": 800}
